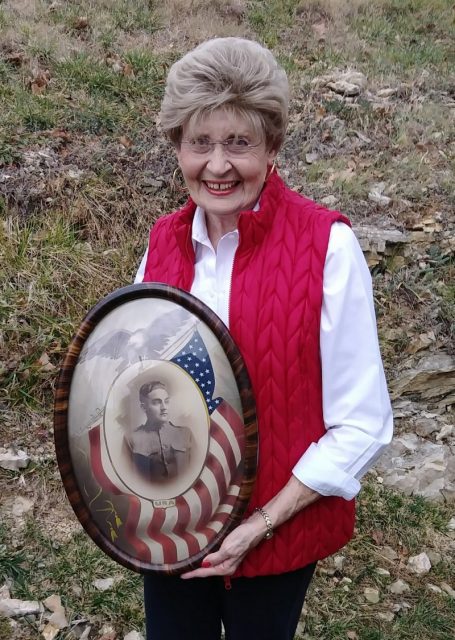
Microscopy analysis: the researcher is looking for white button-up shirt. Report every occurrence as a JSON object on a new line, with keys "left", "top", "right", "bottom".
{"left": 136, "top": 207, "right": 393, "bottom": 501}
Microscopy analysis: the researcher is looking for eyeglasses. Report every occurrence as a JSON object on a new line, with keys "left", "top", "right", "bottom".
{"left": 180, "top": 136, "right": 262, "bottom": 156}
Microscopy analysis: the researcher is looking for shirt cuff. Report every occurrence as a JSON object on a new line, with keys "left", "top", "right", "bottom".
{"left": 292, "top": 443, "right": 361, "bottom": 500}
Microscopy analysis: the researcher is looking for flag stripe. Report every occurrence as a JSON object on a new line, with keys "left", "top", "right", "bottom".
{"left": 147, "top": 507, "right": 178, "bottom": 565}
{"left": 88, "top": 426, "right": 152, "bottom": 562}
{"left": 87, "top": 389, "right": 247, "bottom": 566}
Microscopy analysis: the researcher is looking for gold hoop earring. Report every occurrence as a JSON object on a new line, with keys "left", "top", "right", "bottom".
{"left": 265, "top": 159, "right": 277, "bottom": 182}
{"left": 171, "top": 167, "right": 188, "bottom": 193}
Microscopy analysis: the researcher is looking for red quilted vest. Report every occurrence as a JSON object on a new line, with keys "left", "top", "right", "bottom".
{"left": 143, "top": 173, "right": 356, "bottom": 577}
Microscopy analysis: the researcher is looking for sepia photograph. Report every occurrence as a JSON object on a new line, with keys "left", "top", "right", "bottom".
{"left": 61, "top": 288, "right": 253, "bottom": 571}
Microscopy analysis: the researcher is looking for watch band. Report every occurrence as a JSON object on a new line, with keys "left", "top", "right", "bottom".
{"left": 255, "top": 507, "right": 274, "bottom": 540}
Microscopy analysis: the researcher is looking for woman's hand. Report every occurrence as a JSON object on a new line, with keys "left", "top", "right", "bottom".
{"left": 181, "top": 519, "right": 264, "bottom": 579}
{"left": 181, "top": 475, "right": 321, "bottom": 579}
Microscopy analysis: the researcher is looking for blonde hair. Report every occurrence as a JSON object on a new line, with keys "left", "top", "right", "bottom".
{"left": 160, "top": 37, "right": 289, "bottom": 151}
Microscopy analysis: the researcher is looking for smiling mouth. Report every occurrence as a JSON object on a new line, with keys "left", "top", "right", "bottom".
{"left": 204, "top": 180, "right": 239, "bottom": 192}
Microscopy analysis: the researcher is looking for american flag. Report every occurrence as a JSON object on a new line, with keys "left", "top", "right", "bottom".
{"left": 170, "top": 330, "right": 222, "bottom": 414}
{"left": 87, "top": 326, "right": 245, "bottom": 568}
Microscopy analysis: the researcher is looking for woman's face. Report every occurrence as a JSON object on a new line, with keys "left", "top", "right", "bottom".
{"left": 176, "top": 109, "right": 276, "bottom": 220}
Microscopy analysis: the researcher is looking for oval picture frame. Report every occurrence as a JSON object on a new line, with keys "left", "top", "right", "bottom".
{"left": 54, "top": 283, "right": 257, "bottom": 575}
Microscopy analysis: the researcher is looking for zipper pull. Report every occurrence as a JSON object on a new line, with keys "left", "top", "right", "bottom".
{"left": 224, "top": 576, "right": 232, "bottom": 590}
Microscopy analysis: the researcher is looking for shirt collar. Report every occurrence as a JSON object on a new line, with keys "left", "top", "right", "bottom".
{"left": 191, "top": 201, "right": 260, "bottom": 249}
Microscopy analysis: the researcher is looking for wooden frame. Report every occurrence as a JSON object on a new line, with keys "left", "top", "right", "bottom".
{"left": 54, "top": 283, "right": 257, "bottom": 574}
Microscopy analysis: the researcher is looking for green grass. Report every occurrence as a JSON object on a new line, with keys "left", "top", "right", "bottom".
{"left": 248, "top": 0, "right": 301, "bottom": 48}
{"left": 47, "top": 0, "right": 159, "bottom": 35}
{"left": 302, "top": 482, "right": 455, "bottom": 639}
{"left": 0, "top": 216, "right": 121, "bottom": 409}
{"left": 5, "top": 520, "right": 144, "bottom": 635}
{"left": 349, "top": 0, "right": 454, "bottom": 77}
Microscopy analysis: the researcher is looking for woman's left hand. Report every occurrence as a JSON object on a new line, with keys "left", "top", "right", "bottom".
{"left": 181, "top": 520, "right": 262, "bottom": 579}
{"left": 181, "top": 475, "right": 320, "bottom": 579}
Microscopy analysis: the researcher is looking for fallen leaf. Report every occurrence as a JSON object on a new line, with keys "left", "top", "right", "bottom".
{"left": 74, "top": 16, "right": 89, "bottom": 30}
{"left": 328, "top": 168, "right": 355, "bottom": 184}
{"left": 371, "top": 529, "right": 384, "bottom": 545}
{"left": 314, "top": 106, "right": 326, "bottom": 123}
{"left": 5, "top": 52, "right": 26, "bottom": 67}
{"left": 122, "top": 63, "right": 135, "bottom": 78}
{"left": 119, "top": 135, "right": 133, "bottom": 148}
{"left": 42, "top": 622, "right": 59, "bottom": 640}
{"left": 29, "top": 69, "right": 51, "bottom": 95}
{"left": 37, "top": 353, "right": 56, "bottom": 372}
{"left": 312, "top": 21, "right": 328, "bottom": 41}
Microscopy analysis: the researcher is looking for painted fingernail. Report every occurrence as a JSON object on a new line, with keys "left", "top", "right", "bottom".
{"left": 201, "top": 560, "right": 212, "bottom": 568}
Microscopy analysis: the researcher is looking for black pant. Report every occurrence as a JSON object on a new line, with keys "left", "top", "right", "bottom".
{"left": 144, "top": 563, "right": 316, "bottom": 640}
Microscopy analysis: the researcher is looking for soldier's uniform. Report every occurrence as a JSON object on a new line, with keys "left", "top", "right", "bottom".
{"left": 127, "top": 422, "right": 191, "bottom": 480}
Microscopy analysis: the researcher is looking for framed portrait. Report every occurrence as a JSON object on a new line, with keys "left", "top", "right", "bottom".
{"left": 54, "top": 284, "right": 257, "bottom": 574}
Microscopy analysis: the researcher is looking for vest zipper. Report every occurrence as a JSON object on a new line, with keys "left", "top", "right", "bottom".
{"left": 228, "top": 229, "right": 241, "bottom": 329}
{"left": 224, "top": 576, "right": 232, "bottom": 590}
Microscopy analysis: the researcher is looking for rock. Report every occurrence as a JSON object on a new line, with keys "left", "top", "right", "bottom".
{"left": 376, "top": 88, "right": 396, "bottom": 98}
{"left": 311, "top": 70, "right": 367, "bottom": 96}
{"left": 414, "top": 417, "right": 439, "bottom": 438}
{"left": 327, "top": 79, "right": 363, "bottom": 96}
{"left": 305, "top": 152, "right": 319, "bottom": 164}
{"left": 42, "top": 623, "right": 60, "bottom": 640}
{"left": 92, "top": 578, "right": 115, "bottom": 591}
{"left": 12, "top": 496, "right": 34, "bottom": 518}
{"left": 295, "top": 621, "right": 306, "bottom": 639}
{"left": 436, "top": 424, "right": 453, "bottom": 441}
{"left": 353, "top": 225, "right": 409, "bottom": 268}
{"left": 124, "top": 632, "right": 145, "bottom": 640}
{"left": 391, "top": 601, "right": 412, "bottom": 613}
{"left": 320, "top": 195, "right": 338, "bottom": 207}
{"left": 389, "top": 580, "right": 410, "bottom": 595}
{"left": 66, "top": 169, "right": 84, "bottom": 181}
{"left": 380, "top": 546, "right": 399, "bottom": 561}
{"left": 99, "top": 623, "right": 116, "bottom": 640}
{"left": 375, "top": 434, "right": 455, "bottom": 502}
{"left": 78, "top": 626, "right": 92, "bottom": 640}
{"left": 408, "top": 552, "right": 431, "bottom": 575}
{"left": 364, "top": 587, "right": 380, "bottom": 603}
{"left": 0, "top": 448, "right": 30, "bottom": 471}
{"left": 340, "top": 577, "right": 352, "bottom": 585}
{"left": 377, "top": 611, "right": 395, "bottom": 622}
{"left": 0, "top": 584, "right": 11, "bottom": 599}
{"left": 440, "top": 582, "right": 455, "bottom": 598}
{"left": 389, "top": 353, "right": 455, "bottom": 407}
{"left": 0, "top": 598, "right": 43, "bottom": 617}
{"left": 406, "top": 331, "right": 436, "bottom": 355}
{"left": 426, "top": 551, "right": 442, "bottom": 566}
{"left": 368, "top": 190, "right": 391, "bottom": 207}
{"left": 333, "top": 555, "right": 345, "bottom": 571}
{"left": 447, "top": 518, "right": 455, "bottom": 531}
{"left": 43, "top": 594, "right": 68, "bottom": 629}
{"left": 376, "top": 568, "right": 391, "bottom": 577}
{"left": 426, "top": 583, "right": 442, "bottom": 593}
{"left": 43, "top": 595, "right": 62, "bottom": 612}
{"left": 141, "top": 175, "right": 165, "bottom": 194}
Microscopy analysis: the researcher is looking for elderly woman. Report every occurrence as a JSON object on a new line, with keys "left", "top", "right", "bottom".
{"left": 135, "top": 37, "right": 392, "bottom": 640}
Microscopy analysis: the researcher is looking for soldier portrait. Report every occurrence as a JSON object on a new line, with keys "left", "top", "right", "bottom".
{"left": 125, "top": 380, "right": 192, "bottom": 481}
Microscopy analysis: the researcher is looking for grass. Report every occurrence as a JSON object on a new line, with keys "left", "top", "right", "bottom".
{"left": 1, "top": 0, "right": 454, "bottom": 638}
{"left": 0, "top": 519, "right": 144, "bottom": 634}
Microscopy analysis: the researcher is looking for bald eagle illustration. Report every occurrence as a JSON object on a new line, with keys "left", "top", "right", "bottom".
{"left": 78, "top": 307, "right": 195, "bottom": 373}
